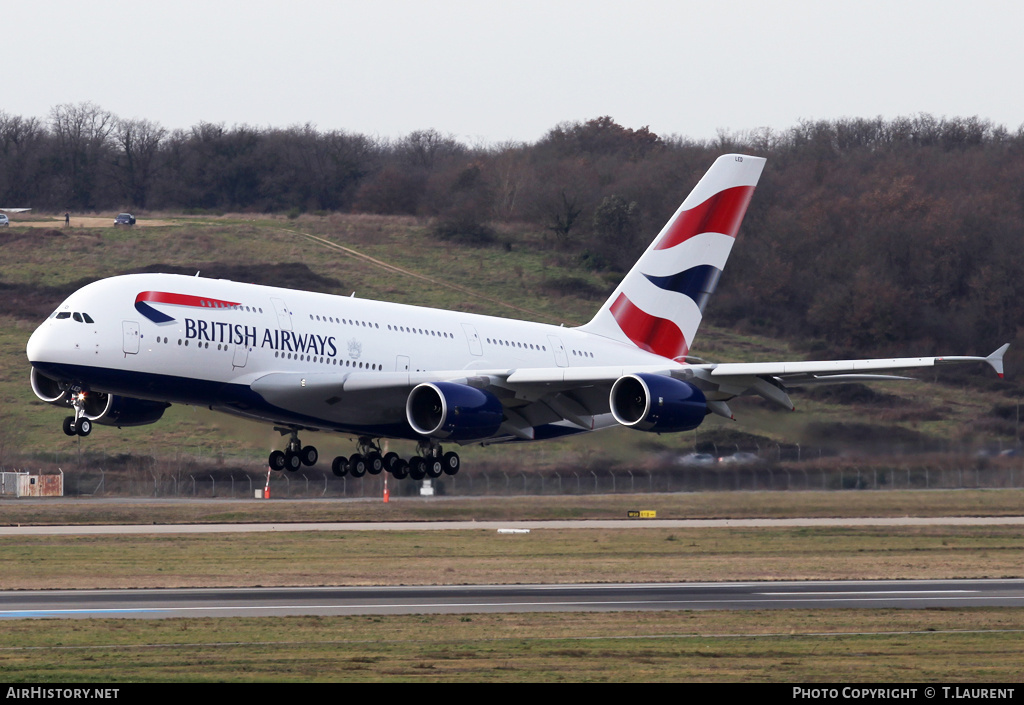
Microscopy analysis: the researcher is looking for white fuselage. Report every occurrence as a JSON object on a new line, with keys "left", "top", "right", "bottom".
{"left": 27, "top": 272, "right": 674, "bottom": 440}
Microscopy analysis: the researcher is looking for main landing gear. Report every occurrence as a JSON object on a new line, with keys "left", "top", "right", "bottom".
{"left": 61, "top": 392, "right": 91, "bottom": 437}
{"left": 268, "top": 428, "right": 318, "bottom": 472}
{"left": 330, "top": 437, "right": 460, "bottom": 481}
{"left": 267, "top": 430, "right": 462, "bottom": 481}
{"left": 329, "top": 437, "right": 385, "bottom": 478}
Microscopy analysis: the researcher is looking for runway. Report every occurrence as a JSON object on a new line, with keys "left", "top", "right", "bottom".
{"left": 3, "top": 579, "right": 1023, "bottom": 619}
{"left": 4, "top": 516, "right": 1024, "bottom": 535}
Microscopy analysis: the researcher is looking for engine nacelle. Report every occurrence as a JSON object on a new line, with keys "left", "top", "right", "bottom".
{"left": 610, "top": 373, "right": 708, "bottom": 433}
{"left": 82, "top": 393, "right": 170, "bottom": 427}
{"left": 406, "top": 382, "right": 504, "bottom": 441}
{"left": 30, "top": 367, "right": 69, "bottom": 404}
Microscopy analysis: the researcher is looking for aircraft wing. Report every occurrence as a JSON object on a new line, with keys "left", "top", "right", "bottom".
{"left": 504, "top": 344, "right": 1008, "bottom": 426}
{"left": 249, "top": 344, "right": 1008, "bottom": 438}
{"left": 250, "top": 368, "right": 568, "bottom": 435}
{"left": 506, "top": 343, "right": 1007, "bottom": 385}
{"left": 688, "top": 344, "right": 1009, "bottom": 412}
{"left": 250, "top": 366, "right": 623, "bottom": 439}
{"left": 706, "top": 344, "right": 1009, "bottom": 382}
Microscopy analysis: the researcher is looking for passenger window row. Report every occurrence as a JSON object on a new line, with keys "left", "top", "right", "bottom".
{"left": 274, "top": 349, "right": 381, "bottom": 371}
{"left": 486, "top": 337, "right": 547, "bottom": 352}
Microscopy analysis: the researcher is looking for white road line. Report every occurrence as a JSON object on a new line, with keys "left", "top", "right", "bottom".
{"left": 5, "top": 594, "right": 1022, "bottom": 618}
{"left": 759, "top": 590, "right": 977, "bottom": 595}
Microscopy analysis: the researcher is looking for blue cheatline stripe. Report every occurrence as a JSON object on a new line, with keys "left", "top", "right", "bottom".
{"left": 29, "top": 361, "right": 422, "bottom": 440}
{"left": 644, "top": 265, "right": 722, "bottom": 313}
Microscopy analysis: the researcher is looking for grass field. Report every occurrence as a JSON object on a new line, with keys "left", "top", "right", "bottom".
{"left": 3, "top": 609, "right": 1023, "bottom": 682}
{"left": 1, "top": 490, "right": 1024, "bottom": 681}
{"left": 2, "top": 215, "right": 1022, "bottom": 681}
{"left": 2, "top": 523, "right": 1023, "bottom": 590}
{"left": 1, "top": 520, "right": 1023, "bottom": 681}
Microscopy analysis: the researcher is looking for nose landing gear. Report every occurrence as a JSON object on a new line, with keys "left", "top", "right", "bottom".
{"left": 61, "top": 392, "right": 91, "bottom": 437}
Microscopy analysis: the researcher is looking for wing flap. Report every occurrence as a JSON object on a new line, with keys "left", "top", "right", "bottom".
{"left": 506, "top": 364, "right": 684, "bottom": 385}
{"left": 341, "top": 370, "right": 509, "bottom": 392}
{"left": 710, "top": 356, "right": 938, "bottom": 378}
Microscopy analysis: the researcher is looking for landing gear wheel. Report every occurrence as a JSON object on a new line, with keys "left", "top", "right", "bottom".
{"left": 76, "top": 418, "right": 92, "bottom": 437}
{"left": 391, "top": 458, "right": 409, "bottom": 480}
{"left": 366, "top": 451, "right": 384, "bottom": 475}
{"left": 442, "top": 451, "right": 460, "bottom": 476}
{"left": 331, "top": 456, "right": 349, "bottom": 477}
{"left": 425, "top": 456, "right": 443, "bottom": 478}
{"left": 300, "top": 445, "right": 318, "bottom": 467}
{"left": 383, "top": 452, "right": 400, "bottom": 473}
{"left": 63, "top": 417, "right": 76, "bottom": 437}
{"left": 269, "top": 450, "right": 286, "bottom": 471}
{"left": 272, "top": 427, "right": 317, "bottom": 472}
{"left": 349, "top": 453, "right": 367, "bottom": 478}
{"left": 409, "top": 456, "right": 426, "bottom": 481}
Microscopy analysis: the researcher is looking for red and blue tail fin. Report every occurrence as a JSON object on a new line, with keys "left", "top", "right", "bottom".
{"left": 578, "top": 154, "right": 765, "bottom": 360}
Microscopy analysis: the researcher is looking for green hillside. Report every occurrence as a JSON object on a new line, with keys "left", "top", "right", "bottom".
{"left": 0, "top": 214, "right": 1016, "bottom": 472}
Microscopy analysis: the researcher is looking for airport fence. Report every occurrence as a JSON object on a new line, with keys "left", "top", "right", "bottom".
{"left": 10, "top": 457, "right": 1021, "bottom": 498}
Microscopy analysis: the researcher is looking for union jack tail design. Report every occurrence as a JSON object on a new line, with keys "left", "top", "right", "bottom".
{"left": 578, "top": 154, "right": 765, "bottom": 360}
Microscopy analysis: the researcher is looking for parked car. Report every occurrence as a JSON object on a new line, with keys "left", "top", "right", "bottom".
{"left": 114, "top": 213, "right": 136, "bottom": 226}
{"left": 0, "top": 214, "right": 8, "bottom": 227}
{"left": 675, "top": 452, "right": 716, "bottom": 467}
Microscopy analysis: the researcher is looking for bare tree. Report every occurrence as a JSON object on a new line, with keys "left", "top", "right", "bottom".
{"left": 49, "top": 102, "right": 116, "bottom": 209}
{"left": 401, "top": 128, "right": 465, "bottom": 172}
{"left": 487, "top": 141, "right": 531, "bottom": 220}
{"left": 112, "top": 117, "right": 166, "bottom": 208}
{"left": 0, "top": 112, "right": 47, "bottom": 206}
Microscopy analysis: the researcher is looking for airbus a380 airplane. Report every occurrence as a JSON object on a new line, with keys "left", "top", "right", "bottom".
{"left": 26, "top": 155, "right": 1008, "bottom": 480}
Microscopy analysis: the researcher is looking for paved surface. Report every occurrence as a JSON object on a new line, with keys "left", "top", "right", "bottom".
{"left": 4, "top": 517, "right": 1021, "bottom": 619}
{"left": 4, "top": 516, "right": 1024, "bottom": 535}
{"left": 3, "top": 579, "right": 1023, "bottom": 619}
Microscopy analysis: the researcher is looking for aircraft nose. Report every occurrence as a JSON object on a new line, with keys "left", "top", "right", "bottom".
{"left": 26, "top": 320, "right": 55, "bottom": 363}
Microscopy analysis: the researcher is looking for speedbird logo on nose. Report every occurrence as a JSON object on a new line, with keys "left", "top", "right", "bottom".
{"left": 134, "top": 291, "right": 240, "bottom": 324}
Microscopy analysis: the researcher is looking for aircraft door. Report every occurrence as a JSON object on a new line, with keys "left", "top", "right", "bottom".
{"left": 233, "top": 344, "right": 249, "bottom": 369}
{"left": 396, "top": 355, "right": 410, "bottom": 372}
{"left": 547, "top": 335, "right": 568, "bottom": 367}
{"left": 462, "top": 323, "right": 483, "bottom": 356}
{"left": 271, "top": 298, "right": 292, "bottom": 330}
{"left": 122, "top": 321, "right": 140, "bottom": 355}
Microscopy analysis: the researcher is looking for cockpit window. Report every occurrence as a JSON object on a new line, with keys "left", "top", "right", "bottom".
{"left": 73, "top": 312, "right": 83, "bottom": 322}
{"left": 82, "top": 313, "right": 94, "bottom": 323}
{"left": 56, "top": 312, "right": 71, "bottom": 319}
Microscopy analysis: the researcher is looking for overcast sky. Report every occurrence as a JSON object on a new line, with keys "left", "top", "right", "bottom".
{"left": 5, "top": 0, "right": 1022, "bottom": 145}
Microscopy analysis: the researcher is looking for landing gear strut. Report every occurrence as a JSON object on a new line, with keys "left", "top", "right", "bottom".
{"left": 269, "top": 428, "right": 318, "bottom": 472}
{"left": 61, "top": 392, "right": 91, "bottom": 437}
